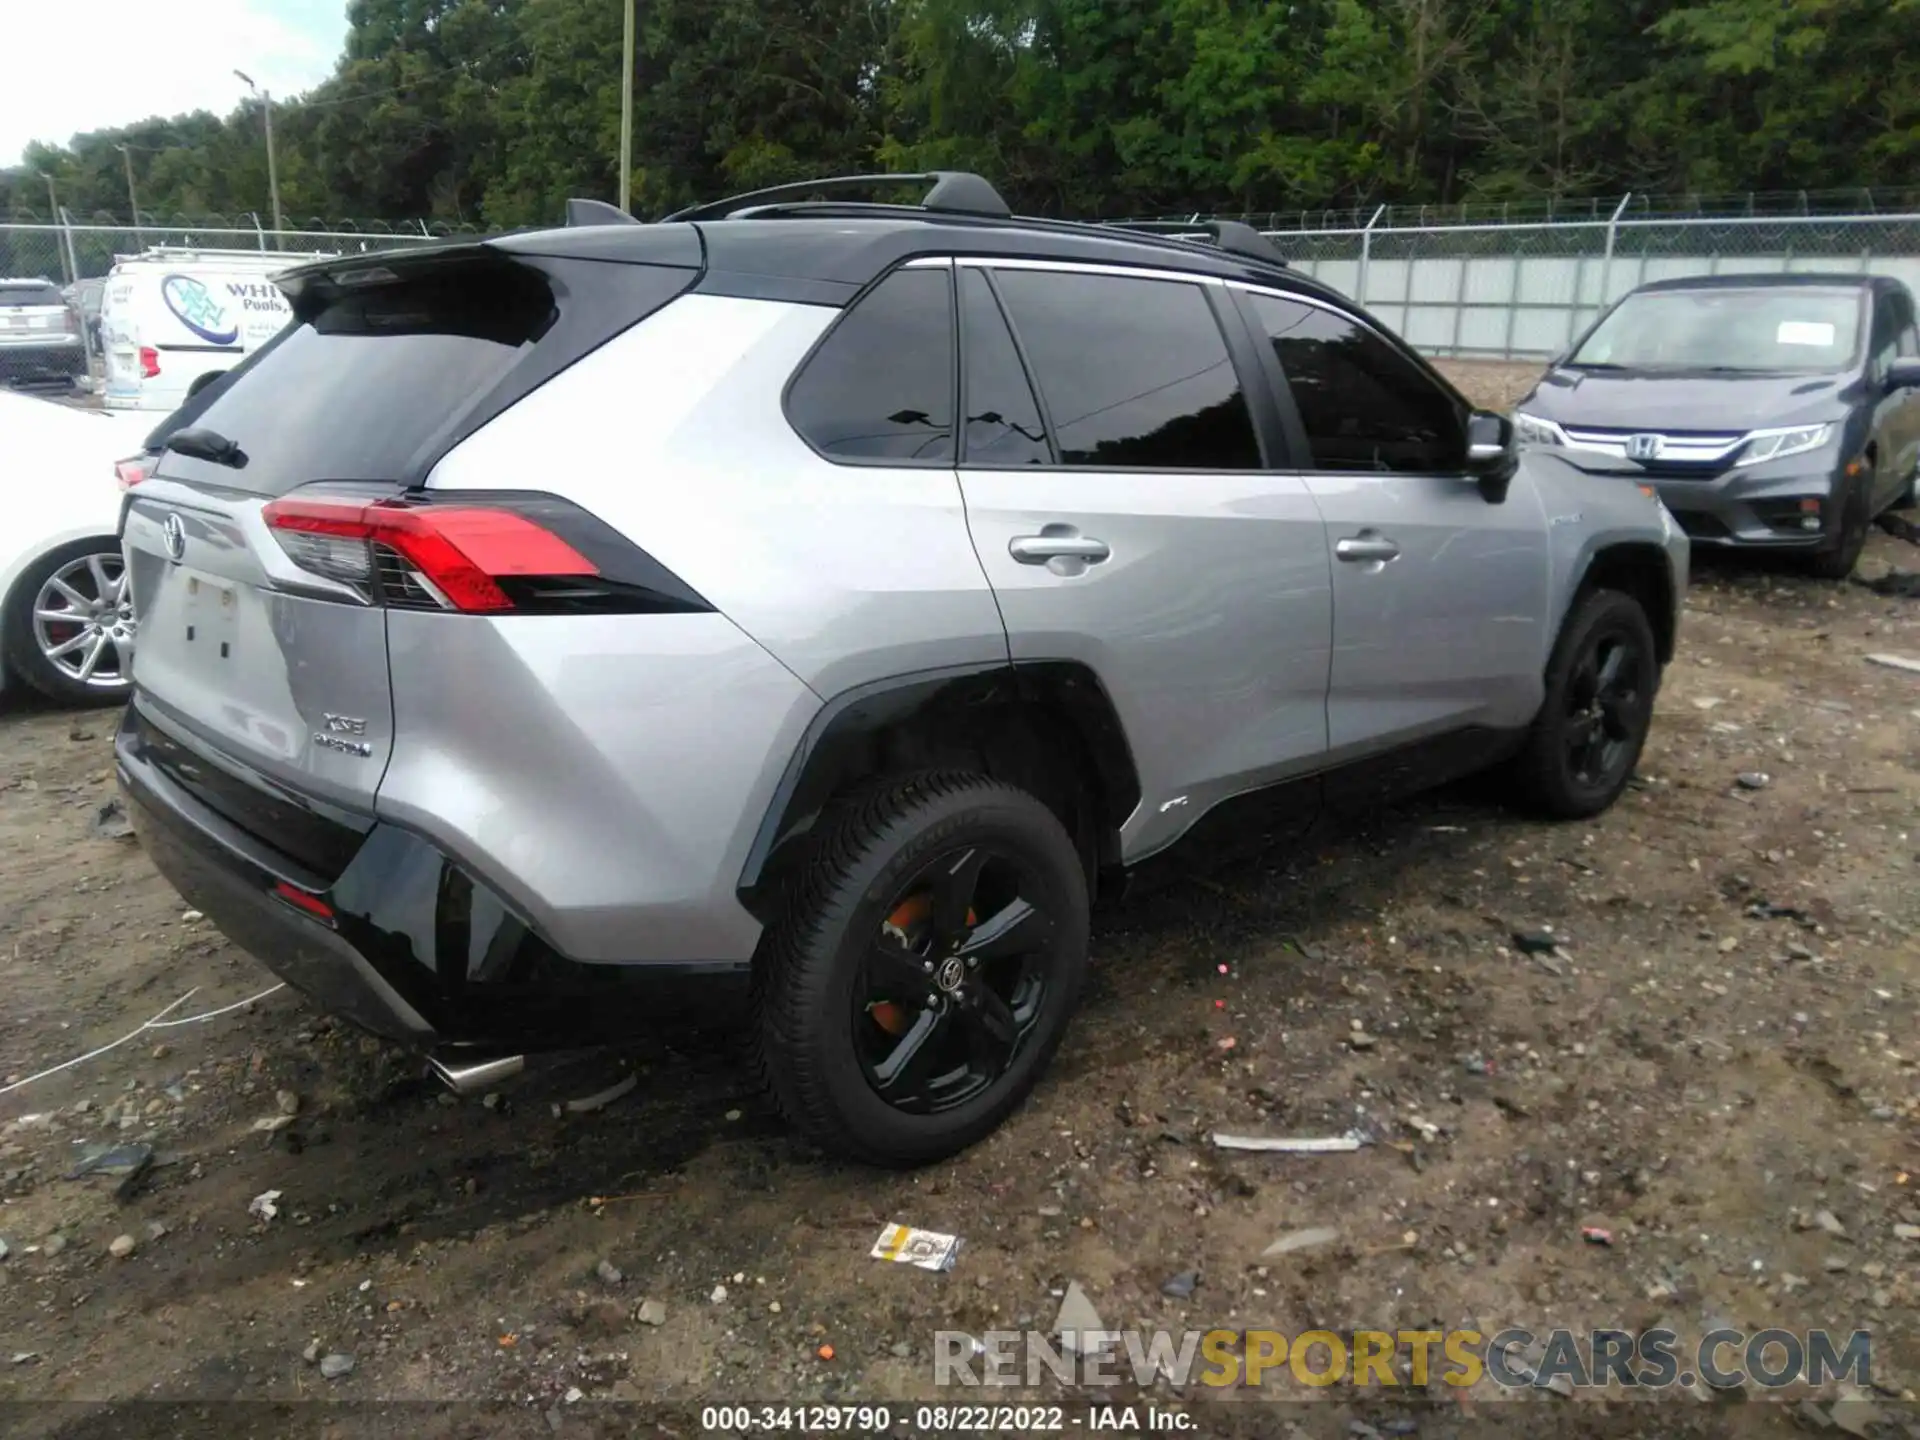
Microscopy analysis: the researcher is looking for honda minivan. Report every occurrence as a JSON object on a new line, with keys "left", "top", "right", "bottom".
{"left": 1512, "top": 274, "right": 1920, "bottom": 577}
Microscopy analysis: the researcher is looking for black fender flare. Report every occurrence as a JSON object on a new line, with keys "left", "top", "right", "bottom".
{"left": 735, "top": 659, "right": 1140, "bottom": 919}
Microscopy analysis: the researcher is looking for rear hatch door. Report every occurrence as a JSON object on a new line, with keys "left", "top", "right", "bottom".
{"left": 123, "top": 241, "right": 701, "bottom": 844}
{"left": 0, "top": 281, "right": 73, "bottom": 344}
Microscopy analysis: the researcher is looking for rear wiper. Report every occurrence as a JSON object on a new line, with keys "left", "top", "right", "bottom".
{"left": 165, "top": 427, "right": 248, "bottom": 469}
{"left": 1562, "top": 361, "right": 1629, "bottom": 371}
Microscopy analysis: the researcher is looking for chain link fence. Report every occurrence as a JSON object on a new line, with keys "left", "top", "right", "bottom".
{"left": 11, "top": 206, "right": 1920, "bottom": 392}
{"left": 1259, "top": 210, "right": 1920, "bottom": 363}
{"left": 0, "top": 221, "right": 449, "bottom": 392}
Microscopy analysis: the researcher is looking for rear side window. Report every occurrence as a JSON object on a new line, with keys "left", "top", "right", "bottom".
{"left": 959, "top": 268, "right": 1049, "bottom": 466}
{"left": 0, "top": 283, "right": 62, "bottom": 306}
{"left": 787, "top": 267, "right": 956, "bottom": 464}
{"left": 156, "top": 255, "right": 692, "bottom": 495}
{"left": 990, "top": 269, "right": 1261, "bottom": 470}
{"left": 1247, "top": 293, "right": 1465, "bottom": 473}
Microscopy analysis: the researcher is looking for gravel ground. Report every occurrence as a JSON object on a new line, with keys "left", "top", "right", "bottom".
{"left": 2, "top": 369, "right": 1918, "bottom": 1437}
{"left": 1432, "top": 360, "right": 1547, "bottom": 413}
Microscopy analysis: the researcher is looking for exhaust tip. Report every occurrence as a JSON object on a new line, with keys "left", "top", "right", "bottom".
{"left": 428, "top": 1052, "right": 525, "bottom": 1096}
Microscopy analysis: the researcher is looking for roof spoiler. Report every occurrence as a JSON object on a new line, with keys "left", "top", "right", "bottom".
{"left": 565, "top": 198, "right": 639, "bottom": 227}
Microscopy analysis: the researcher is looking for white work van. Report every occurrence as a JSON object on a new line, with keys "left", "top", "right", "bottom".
{"left": 98, "top": 246, "right": 335, "bottom": 413}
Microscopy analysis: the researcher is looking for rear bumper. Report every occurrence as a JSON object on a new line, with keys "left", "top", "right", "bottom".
{"left": 116, "top": 705, "right": 749, "bottom": 1051}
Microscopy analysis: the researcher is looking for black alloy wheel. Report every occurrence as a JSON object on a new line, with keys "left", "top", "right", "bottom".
{"left": 1509, "top": 587, "right": 1660, "bottom": 820}
{"left": 753, "top": 772, "right": 1090, "bottom": 1167}
{"left": 1561, "top": 627, "right": 1649, "bottom": 793}
{"left": 855, "top": 845, "right": 1055, "bottom": 1114}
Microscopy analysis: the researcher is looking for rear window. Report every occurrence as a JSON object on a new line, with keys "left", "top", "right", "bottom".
{"left": 155, "top": 255, "right": 687, "bottom": 495}
{"left": 0, "top": 283, "right": 63, "bottom": 306}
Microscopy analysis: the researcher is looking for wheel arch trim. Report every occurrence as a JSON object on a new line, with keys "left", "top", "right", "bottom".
{"left": 735, "top": 659, "right": 1142, "bottom": 915}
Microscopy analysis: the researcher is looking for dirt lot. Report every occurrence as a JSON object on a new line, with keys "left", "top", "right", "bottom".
{"left": 3, "top": 368, "right": 1918, "bottom": 1436}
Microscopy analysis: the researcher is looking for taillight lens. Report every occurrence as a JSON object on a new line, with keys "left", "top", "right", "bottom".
{"left": 262, "top": 497, "right": 598, "bottom": 613}
{"left": 115, "top": 456, "right": 150, "bottom": 491}
{"left": 138, "top": 346, "right": 160, "bottom": 378}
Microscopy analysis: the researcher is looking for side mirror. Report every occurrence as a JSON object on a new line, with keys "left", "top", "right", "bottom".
{"left": 1888, "top": 357, "right": 1920, "bottom": 390}
{"left": 1464, "top": 410, "right": 1517, "bottom": 503}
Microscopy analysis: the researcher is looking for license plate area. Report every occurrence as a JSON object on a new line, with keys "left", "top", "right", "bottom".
{"left": 176, "top": 569, "right": 242, "bottom": 665}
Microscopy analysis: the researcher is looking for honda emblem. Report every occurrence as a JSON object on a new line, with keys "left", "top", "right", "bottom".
{"left": 1625, "top": 433, "right": 1663, "bottom": 462}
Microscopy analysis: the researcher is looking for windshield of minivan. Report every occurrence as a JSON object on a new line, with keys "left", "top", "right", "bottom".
{"left": 0, "top": 282, "right": 62, "bottom": 307}
{"left": 1570, "top": 286, "right": 1864, "bottom": 373}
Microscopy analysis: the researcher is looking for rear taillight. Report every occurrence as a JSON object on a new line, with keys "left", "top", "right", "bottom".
{"left": 115, "top": 456, "right": 150, "bottom": 491}
{"left": 262, "top": 497, "right": 599, "bottom": 613}
{"left": 138, "top": 346, "right": 160, "bottom": 378}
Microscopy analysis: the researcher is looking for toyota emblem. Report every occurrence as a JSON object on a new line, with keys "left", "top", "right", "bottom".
{"left": 1625, "top": 433, "right": 1663, "bottom": 462}
{"left": 161, "top": 512, "right": 187, "bottom": 562}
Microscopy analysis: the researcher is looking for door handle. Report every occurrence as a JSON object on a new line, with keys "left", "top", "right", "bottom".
{"left": 1009, "top": 534, "right": 1111, "bottom": 564}
{"left": 1335, "top": 535, "right": 1401, "bottom": 564}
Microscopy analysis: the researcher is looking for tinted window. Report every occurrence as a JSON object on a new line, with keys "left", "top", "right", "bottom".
{"left": 156, "top": 255, "right": 615, "bottom": 496}
{"left": 959, "top": 268, "right": 1049, "bottom": 465}
{"left": 788, "top": 267, "right": 955, "bottom": 463}
{"left": 992, "top": 270, "right": 1261, "bottom": 469}
{"left": 0, "top": 282, "right": 63, "bottom": 306}
{"left": 1248, "top": 294, "right": 1464, "bottom": 473}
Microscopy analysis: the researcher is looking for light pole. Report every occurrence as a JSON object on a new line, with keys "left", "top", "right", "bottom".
{"left": 234, "top": 70, "right": 284, "bottom": 243}
{"left": 113, "top": 144, "right": 142, "bottom": 244}
{"left": 619, "top": 0, "right": 636, "bottom": 214}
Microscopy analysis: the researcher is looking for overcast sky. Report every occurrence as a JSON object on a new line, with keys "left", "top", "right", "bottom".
{"left": 3, "top": 0, "right": 345, "bottom": 167}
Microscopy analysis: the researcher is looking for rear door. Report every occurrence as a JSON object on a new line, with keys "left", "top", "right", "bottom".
{"left": 1232, "top": 285, "right": 1550, "bottom": 768}
{"left": 123, "top": 246, "right": 698, "bottom": 816}
{"left": 955, "top": 261, "right": 1333, "bottom": 862}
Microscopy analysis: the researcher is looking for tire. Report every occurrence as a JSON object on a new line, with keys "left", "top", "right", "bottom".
{"left": 752, "top": 771, "right": 1090, "bottom": 1167}
{"left": 1508, "top": 588, "right": 1659, "bottom": 821}
{"left": 1806, "top": 472, "right": 1872, "bottom": 581}
{"left": 1, "top": 538, "right": 136, "bottom": 706}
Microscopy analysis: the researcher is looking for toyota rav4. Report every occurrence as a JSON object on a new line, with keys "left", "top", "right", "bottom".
{"left": 116, "top": 174, "right": 1688, "bottom": 1167}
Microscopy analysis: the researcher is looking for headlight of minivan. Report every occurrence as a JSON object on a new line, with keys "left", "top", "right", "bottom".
{"left": 1512, "top": 411, "right": 1565, "bottom": 446}
{"left": 1734, "top": 423, "right": 1832, "bottom": 468}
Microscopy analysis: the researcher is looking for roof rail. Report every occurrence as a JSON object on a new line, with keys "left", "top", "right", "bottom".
{"left": 663, "top": 171, "right": 1012, "bottom": 224}
{"left": 1098, "top": 219, "right": 1288, "bottom": 268}
{"left": 565, "top": 197, "right": 639, "bottom": 227}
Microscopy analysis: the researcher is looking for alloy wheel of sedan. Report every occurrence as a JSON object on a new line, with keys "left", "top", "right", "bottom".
{"left": 32, "top": 552, "right": 134, "bottom": 690}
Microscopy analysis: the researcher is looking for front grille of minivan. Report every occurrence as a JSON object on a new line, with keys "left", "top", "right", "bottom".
{"left": 1562, "top": 426, "right": 1746, "bottom": 477}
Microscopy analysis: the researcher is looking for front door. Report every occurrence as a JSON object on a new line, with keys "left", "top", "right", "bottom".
{"left": 953, "top": 261, "right": 1334, "bottom": 863}
{"left": 1868, "top": 288, "right": 1920, "bottom": 508}
{"left": 1233, "top": 286, "right": 1551, "bottom": 773}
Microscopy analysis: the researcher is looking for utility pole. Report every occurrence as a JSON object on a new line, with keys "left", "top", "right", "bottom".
{"left": 114, "top": 144, "right": 142, "bottom": 244}
{"left": 619, "top": 0, "right": 636, "bottom": 214}
{"left": 38, "top": 172, "right": 75, "bottom": 284}
{"left": 235, "top": 71, "right": 284, "bottom": 245}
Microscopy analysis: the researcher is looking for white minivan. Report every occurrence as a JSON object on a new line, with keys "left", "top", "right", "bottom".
{"left": 98, "top": 246, "right": 335, "bottom": 412}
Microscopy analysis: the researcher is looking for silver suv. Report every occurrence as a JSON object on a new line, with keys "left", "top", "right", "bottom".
{"left": 115, "top": 174, "right": 1687, "bottom": 1167}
